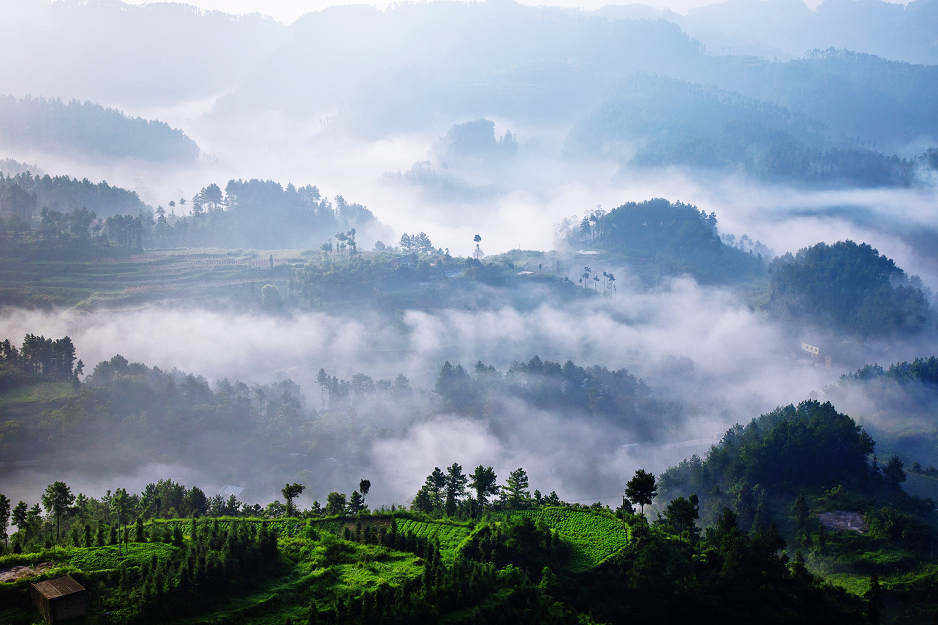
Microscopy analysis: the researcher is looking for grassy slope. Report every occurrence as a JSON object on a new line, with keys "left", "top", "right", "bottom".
{"left": 0, "top": 381, "right": 74, "bottom": 408}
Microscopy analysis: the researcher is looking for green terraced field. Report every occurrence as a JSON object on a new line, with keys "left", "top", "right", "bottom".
{"left": 393, "top": 518, "right": 474, "bottom": 564}
{"left": 501, "top": 507, "right": 631, "bottom": 572}
{"left": 309, "top": 515, "right": 473, "bottom": 565}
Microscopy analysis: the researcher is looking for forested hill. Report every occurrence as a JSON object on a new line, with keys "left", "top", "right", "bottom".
{"left": 660, "top": 400, "right": 877, "bottom": 521}
{"left": 0, "top": 171, "right": 149, "bottom": 222}
{"left": 0, "top": 96, "right": 200, "bottom": 162}
{"left": 768, "top": 240, "right": 929, "bottom": 337}
{"left": 657, "top": 398, "right": 938, "bottom": 622}
{"left": 561, "top": 198, "right": 766, "bottom": 285}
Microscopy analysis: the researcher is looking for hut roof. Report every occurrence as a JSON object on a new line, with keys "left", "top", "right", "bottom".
{"left": 31, "top": 576, "right": 86, "bottom": 600}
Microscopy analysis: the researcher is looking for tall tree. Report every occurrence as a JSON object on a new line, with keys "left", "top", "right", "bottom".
{"left": 348, "top": 491, "right": 365, "bottom": 514}
{"left": 502, "top": 468, "right": 530, "bottom": 509}
{"left": 326, "top": 492, "right": 347, "bottom": 516}
{"left": 359, "top": 479, "right": 371, "bottom": 506}
{"left": 0, "top": 494, "right": 10, "bottom": 546}
{"left": 316, "top": 368, "right": 329, "bottom": 410}
{"left": 424, "top": 468, "right": 447, "bottom": 510}
{"left": 282, "top": 483, "right": 306, "bottom": 517}
{"left": 445, "top": 463, "right": 468, "bottom": 516}
{"left": 469, "top": 466, "right": 499, "bottom": 516}
{"left": 12, "top": 501, "right": 27, "bottom": 536}
{"left": 41, "top": 481, "right": 75, "bottom": 542}
{"left": 792, "top": 492, "right": 809, "bottom": 533}
{"left": 112, "top": 487, "right": 129, "bottom": 555}
{"left": 625, "top": 469, "right": 657, "bottom": 516}
{"left": 883, "top": 455, "right": 906, "bottom": 491}
{"left": 664, "top": 494, "right": 699, "bottom": 541}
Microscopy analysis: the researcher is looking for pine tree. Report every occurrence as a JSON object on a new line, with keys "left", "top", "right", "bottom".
{"left": 502, "top": 468, "right": 530, "bottom": 509}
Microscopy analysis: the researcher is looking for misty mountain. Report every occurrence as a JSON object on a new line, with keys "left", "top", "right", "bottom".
{"left": 564, "top": 74, "right": 918, "bottom": 187}
{"left": 0, "top": 0, "right": 285, "bottom": 106}
{"left": 698, "top": 49, "right": 938, "bottom": 151}
{"left": 213, "top": 1, "right": 705, "bottom": 128}
{"left": 198, "top": 0, "right": 938, "bottom": 189}
{"left": 0, "top": 96, "right": 200, "bottom": 163}
{"left": 603, "top": 0, "right": 938, "bottom": 65}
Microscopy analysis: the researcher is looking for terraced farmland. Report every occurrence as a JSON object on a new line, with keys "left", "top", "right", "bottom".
{"left": 502, "top": 507, "right": 631, "bottom": 572}
{"left": 393, "top": 518, "right": 474, "bottom": 564}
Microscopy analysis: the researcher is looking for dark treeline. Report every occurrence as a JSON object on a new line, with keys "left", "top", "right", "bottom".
{"left": 0, "top": 95, "right": 199, "bottom": 162}
{"left": 826, "top": 356, "right": 938, "bottom": 470}
{"left": 0, "top": 334, "right": 80, "bottom": 391}
{"left": 842, "top": 356, "right": 938, "bottom": 386}
{"left": 0, "top": 332, "right": 682, "bottom": 500}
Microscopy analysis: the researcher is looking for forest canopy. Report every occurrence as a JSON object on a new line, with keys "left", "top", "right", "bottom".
{"left": 562, "top": 198, "right": 765, "bottom": 284}
{"left": 768, "top": 240, "right": 928, "bottom": 337}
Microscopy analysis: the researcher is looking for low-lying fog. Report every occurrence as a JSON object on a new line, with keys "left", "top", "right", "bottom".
{"left": 3, "top": 253, "right": 938, "bottom": 510}
{"left": 3, "top": 74, "right": 938, "bottom": 513}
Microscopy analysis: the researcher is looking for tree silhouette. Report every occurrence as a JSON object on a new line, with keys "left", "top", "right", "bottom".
{"left": 625, "top": 469, "right": 657, "bottom": 516}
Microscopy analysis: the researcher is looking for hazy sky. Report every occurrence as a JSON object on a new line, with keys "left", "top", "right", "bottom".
{"left": 114, "top": 0, "right": 908, "bottom": 23}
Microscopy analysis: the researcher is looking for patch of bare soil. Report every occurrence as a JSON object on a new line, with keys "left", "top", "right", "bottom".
{"left": 0, "top": 562, "right": 55, "bottom": 582}
{"left": 818, "top": 511, "right": 869, "bottom": 533}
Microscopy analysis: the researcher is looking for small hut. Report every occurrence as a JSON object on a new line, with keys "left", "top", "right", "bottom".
{"left": 30, "top": 575, "right": 88, "bottom": 623}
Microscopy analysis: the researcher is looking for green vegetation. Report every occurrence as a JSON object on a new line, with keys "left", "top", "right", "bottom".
{"left": 0, "top": 381, "right": 74, "bottom": 407}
